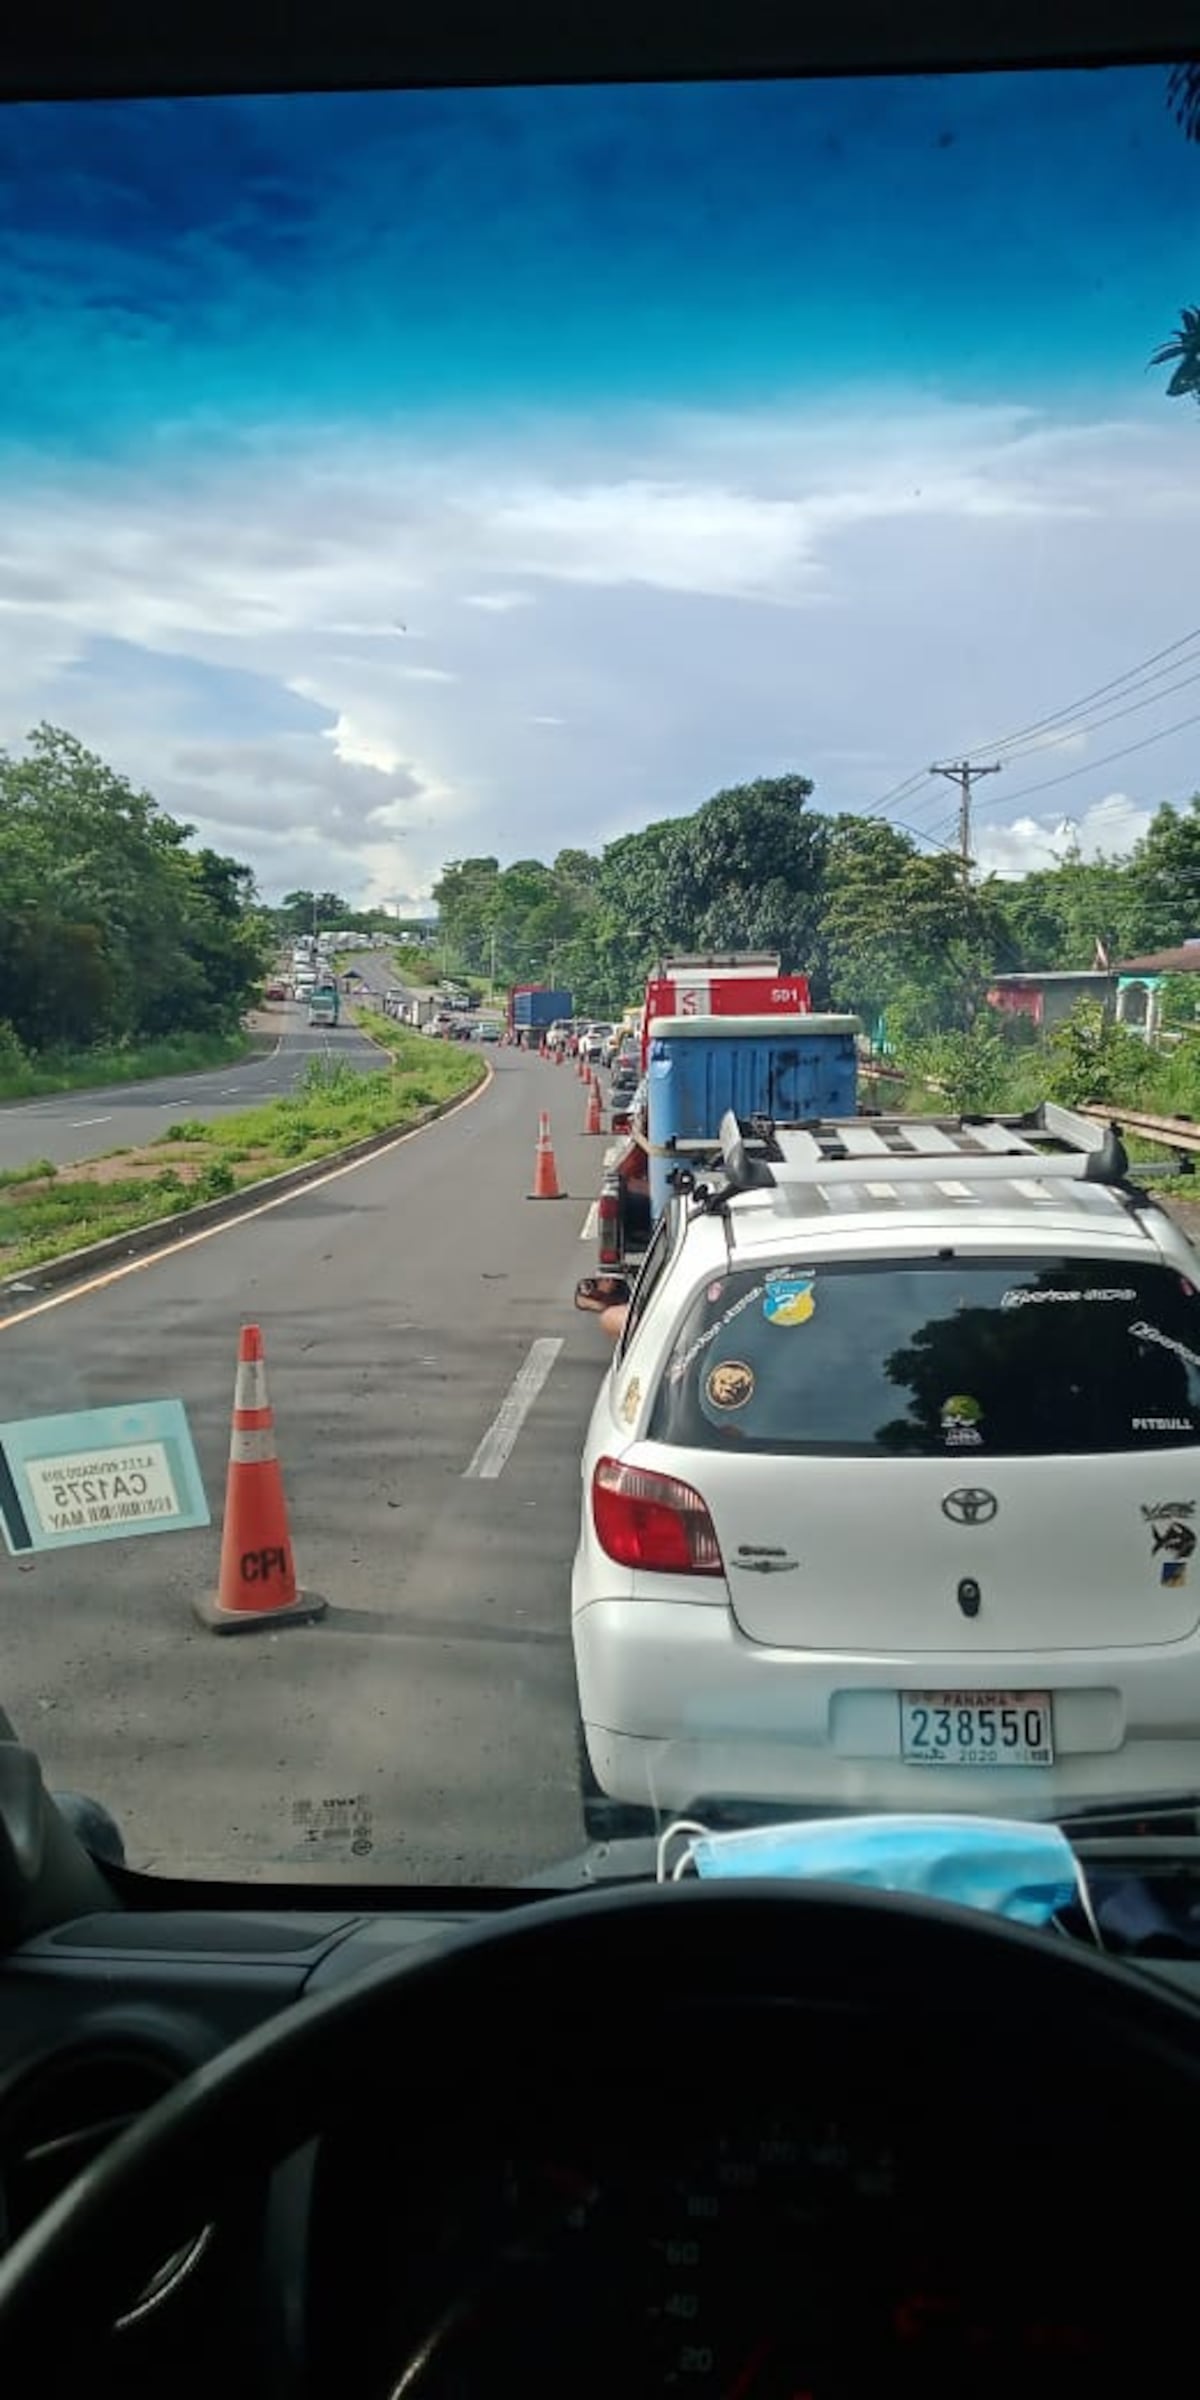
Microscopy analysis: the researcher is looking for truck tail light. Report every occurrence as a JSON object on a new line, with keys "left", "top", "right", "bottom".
{"left": 597, "top": 1184, "right": 622, "bottom": 1266}
{"left": 592, "top": 1457, "right": 724, "bottom": 1576}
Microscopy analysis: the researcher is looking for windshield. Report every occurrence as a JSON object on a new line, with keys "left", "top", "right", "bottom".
{"left": 2, "top": 69, "right": 1200, "bottom": 1880}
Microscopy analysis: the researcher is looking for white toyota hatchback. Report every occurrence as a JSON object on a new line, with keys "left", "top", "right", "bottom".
{"left": 572, "top": 1105, "right": 1200, "bottom": 1837}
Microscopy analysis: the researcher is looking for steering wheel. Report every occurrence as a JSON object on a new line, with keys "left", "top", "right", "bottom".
{"left": 0, "top": 1881, "right": 1197, "bottom": 2370}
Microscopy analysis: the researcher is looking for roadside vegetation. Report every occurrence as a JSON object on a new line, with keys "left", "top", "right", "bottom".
{"left": 0, "top": 1025, "right": 256, "bottom": 1104}
{"left": 0, "top": 723, "right": 271, "bottom": 1089}
{"left": 0, "top": 1034, "right": 484, "bottom": 1279}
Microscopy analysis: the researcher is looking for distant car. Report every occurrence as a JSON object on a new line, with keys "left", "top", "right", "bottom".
{"left": 472, "top": 1019, "right": 502, "bottom": 1042}
{"left": 579, "top": 1023, "right": 614, "bottom": 1064}
{"left": 264, "top": 979, "right": 287, "bottom": 1001}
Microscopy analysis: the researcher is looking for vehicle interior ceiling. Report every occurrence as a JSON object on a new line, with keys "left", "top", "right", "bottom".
{"left": 1, "top": 0, "right": 1199, "bottom": 2393}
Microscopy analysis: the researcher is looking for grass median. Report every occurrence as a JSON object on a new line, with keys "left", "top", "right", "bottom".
{"left": 0, "top": 1028, "right": 485, "bottom": 1279}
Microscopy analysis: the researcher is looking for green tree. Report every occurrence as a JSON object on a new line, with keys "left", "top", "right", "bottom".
{"left": 1042, "top": 997, "right": 1154, "bottom": 1107}
{"left": 1123, "top": 797, "right": 1200, "bottom": 952}
{"left": 822, "top": 815, "right": 1012, "bottom": 1033}
{"left": 0, "top": 724, "right": 264, "bottom": 1053}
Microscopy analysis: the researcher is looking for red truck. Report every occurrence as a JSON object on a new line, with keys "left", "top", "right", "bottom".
{"left": 640, "top": 952, "right": 811, "bottom": 1064}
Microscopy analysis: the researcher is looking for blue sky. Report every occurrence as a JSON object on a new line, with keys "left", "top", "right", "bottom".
{"left": 0, "top": 70, "right": 1197, "bottom": 903}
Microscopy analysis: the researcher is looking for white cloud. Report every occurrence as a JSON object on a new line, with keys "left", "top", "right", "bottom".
{"left": 975, "top": 793, "right": 1156, "bottom": 879}
{"left": 462, "top": 590, "right": 535, "bottom": 612}
{"left": 1, "top": 398, "right": 1198, "bottom": 902}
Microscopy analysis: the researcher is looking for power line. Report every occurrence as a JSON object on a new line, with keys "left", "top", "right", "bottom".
{"left": 861, "top": 621, "right": 1200, "bottom": 843}
{"left": 888, "top": 814, "right": 963, "bottom": 857}
{"left": 981, "top": 659, "right": 1200, "bottom": 771}
{"left": 970, "top": 704, "right": 1200, "bottom": 814}
{"left": 963, "top": 623, "right": 1200, "bottom": 763}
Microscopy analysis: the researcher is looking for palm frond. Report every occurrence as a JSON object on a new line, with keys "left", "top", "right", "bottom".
{"left": 1168, "top": 62, "right": 1200, "bottom": 143}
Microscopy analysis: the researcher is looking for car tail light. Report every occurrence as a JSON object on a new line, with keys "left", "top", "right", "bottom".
{"left": 592, "top": 1457, "right": 724, "bottom": 1576}
{"left": 597, "top": 1184, "right": 622, "bottom": 1267}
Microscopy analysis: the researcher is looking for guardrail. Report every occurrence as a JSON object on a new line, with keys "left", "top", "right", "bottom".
{"left": 1077, "top": 1103, "right": 1200, "bottom": 1157}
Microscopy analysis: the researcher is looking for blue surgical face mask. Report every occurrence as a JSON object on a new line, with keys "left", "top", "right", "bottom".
{"left": 683, "top": 1813, "right": 1080, "bottom": 1928}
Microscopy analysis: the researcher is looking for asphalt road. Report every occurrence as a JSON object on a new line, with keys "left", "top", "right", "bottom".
{"left": 0, "top": 1005, "right": 387, "bottom": 1174}
{"left": 0, "top": 1046, "right": 613, "bottom": 1887}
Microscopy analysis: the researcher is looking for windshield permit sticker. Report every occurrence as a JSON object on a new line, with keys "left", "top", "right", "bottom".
{"left": 940, "top": 1395, "right": 983, "bottom": 1449}
{"left": 668, "top": 1283, "right": 765, "bottom": 1384}
{"left": 0, "top": 1400, "right": 209, "bottom": 1556}
{"left": 619, "top": 1376, "right": 642, "bottom": 1425}
{"left": 706, "top": 1281, "right": 725, "bottom": 1304}
{"left": 706, "top": 1359, "right": 756, "bottom": 1412}
{"left": 1129, "top": 1320, "right": 1200, "bottom": 1374}
{"left": 292, "top": 1796, "right": 374, "bottom": 1857}
{"left": 763, "top": 1272, "right": 816, "bottom": 1328}
{"left": 1162, "top": 1560, "right": 1189, "bottom": 1588}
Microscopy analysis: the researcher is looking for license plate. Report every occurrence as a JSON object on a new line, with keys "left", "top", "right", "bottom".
{"left": 900, "top": 1691, "right": 1054, "bottom": 1768}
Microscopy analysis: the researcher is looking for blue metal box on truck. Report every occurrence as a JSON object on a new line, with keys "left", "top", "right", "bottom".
{"left": 646, "top": 1013, "right": 861, "bottom": 1221}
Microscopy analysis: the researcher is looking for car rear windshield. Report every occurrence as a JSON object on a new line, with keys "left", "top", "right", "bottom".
{"left": 648, "top": 1256, "right": 1200, "bottom": 1456}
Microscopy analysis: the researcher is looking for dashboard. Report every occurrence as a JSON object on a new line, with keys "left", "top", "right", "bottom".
{"left": 1, "top": 1894, "right": 1198, "bottom": 2395}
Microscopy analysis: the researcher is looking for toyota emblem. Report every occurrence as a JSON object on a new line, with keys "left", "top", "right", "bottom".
{"left": 942, "top": 1487, "right": 998, "bottom": 1526}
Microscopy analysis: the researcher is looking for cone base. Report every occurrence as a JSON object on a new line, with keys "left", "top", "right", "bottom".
{"left": 526, "top": 1189, "right": 568, "bottom": 1199}
{"left": 194, "top": 1587, "right": 328, "bottom": 1635}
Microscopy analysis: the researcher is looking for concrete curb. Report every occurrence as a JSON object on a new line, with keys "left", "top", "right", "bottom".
{"left": 0, "top": 1062, "right": 490, "bottom": 1308}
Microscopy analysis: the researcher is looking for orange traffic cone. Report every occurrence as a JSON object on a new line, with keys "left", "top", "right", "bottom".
{"left": 528, "top": 1110, "right": 566, "bottom": 1199}
{"left": 585, "top": 1081, "right": 603, "bottom": 1134}
{"left": 195, "top": 1326, "right": 327, "bottom": 1633}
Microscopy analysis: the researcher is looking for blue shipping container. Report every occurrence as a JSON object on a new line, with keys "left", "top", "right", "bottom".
{"left": 646, "top": 1013, "right": 860, "bottom": 1220}
{"left": 512, "top": 985, "right": 573, "bottom": 1028}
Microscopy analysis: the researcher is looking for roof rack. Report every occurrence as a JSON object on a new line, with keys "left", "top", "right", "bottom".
{"left": 689, "top": 1101, "right": 1158, "bottom": 1212}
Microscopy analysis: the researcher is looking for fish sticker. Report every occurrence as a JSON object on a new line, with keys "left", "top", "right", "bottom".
{"left": 706, "top": 1360, "right": 756, "bottom": 1412}
{"left": 763, "top": 1274, "right": 816, "bottom": 1328}
{"left": 1152, "top": 1520, "right": 1196, "bottom": 1560}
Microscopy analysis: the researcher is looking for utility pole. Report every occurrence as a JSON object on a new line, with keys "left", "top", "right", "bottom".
{"left": 929, "top": 758, "right": 1002, "bottom": 887}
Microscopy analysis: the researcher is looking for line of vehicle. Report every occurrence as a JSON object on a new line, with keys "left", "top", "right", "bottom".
{"left": 462, "top": 1338, "right": 564, "bottom": 1480}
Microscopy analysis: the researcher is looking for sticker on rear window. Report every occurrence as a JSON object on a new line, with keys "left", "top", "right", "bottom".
{"left": 763, "top": 1273, "right": 816, "bottom": 1328}
{"left": 668, "top": 1284, "right": 764, "bottom": 1384}
{"left": 1001, "top": 1285, "right": 1136, "bottom": 1309}
{"left": 1130, "top": 1320, "right": 1200, "bottom": 1374}
{"left": 1162, "top": 1560, "right": 1189, "bottom": 1587}
{"left": 706, "top": 1359, "right": 755, "bottom": 1412}
{"left": 940, "top": 1394, "right": 983, "bottom": 1447}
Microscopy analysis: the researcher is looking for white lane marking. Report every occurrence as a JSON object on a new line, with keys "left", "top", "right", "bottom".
{"left": 221, "top": 1085, "right": 244, "bottom": 1094}
{"left": 69, "top": 1115, "right": 112, "bottom": 1129}
{"left": 463, "top": 1337, "right": 563, "bottom": 1481}
{"left": 0, "top": 1062, "right": 494, "bottom": 1332}
{"left": 580, "top": 1200, "right": 598, "bottom": 1240}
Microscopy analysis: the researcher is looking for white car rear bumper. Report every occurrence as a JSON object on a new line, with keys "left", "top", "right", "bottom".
{"left": 572, "top": 1592, "right": 1200, "bottom": 1818}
